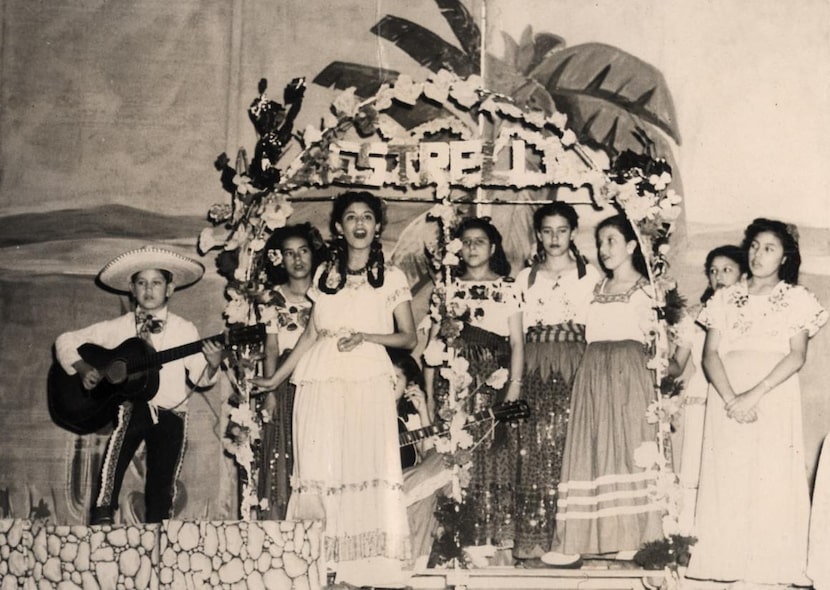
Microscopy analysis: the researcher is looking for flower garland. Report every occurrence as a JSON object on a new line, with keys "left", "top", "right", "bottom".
{"left": 202, "top": 148, "right": 298, "bottom": 518}
{"left": 201, "top": 71, "right": 688, "bottom": 570}
{"left": 605, "top": 149, "right": 694, "bottom": 585}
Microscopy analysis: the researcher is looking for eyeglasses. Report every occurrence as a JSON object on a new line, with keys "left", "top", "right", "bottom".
{"left": 461, "top": 238, "right": 490, "bottom": 248}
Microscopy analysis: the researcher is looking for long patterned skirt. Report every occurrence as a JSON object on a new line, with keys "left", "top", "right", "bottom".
{"left": 434, "top": 323, "right": 516, "bottom": 546}
{"left": 256, "top": 376, "right": 294, "bottom": 520}
{"left": 513, "top": 323, "right": 585, "bottom": 558}
{"left": 554, "top": 340, "right": 663, "bottom": 555}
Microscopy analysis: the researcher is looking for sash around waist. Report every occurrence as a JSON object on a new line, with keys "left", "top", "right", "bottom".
{"left": 525, "top": 322, "right": 586, "bottom": 343}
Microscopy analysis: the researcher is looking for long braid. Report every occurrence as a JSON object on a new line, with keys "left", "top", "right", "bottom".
{"left": 367, "top": 236, "right": 385, "bottom": 288}
{"left": 317, "top": 235, "right": 348, "bottom": 294}
{"left": 570, "top": 241, "right": 587, "bottom": 279}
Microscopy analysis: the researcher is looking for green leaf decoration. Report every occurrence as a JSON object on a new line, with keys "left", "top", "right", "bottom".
{"left": 435, "top": 0, "right": 481, "bottom": 71}
{"left": 312, "top": 61, "right": 401, "bottom": 98}
{"left": 529, "top": 43, "right": 681, "bottom": 151}
{"left": 371, "top": 15, "right": 477, "bottom": 78}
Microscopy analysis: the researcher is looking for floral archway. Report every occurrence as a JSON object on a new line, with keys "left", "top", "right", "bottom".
{"left": 199, "top": 68, "right": 686, "bottom": 575}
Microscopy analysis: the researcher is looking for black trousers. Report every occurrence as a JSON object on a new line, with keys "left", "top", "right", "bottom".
{"left": 94, "top": 401, "right": 187, "bottom": 523}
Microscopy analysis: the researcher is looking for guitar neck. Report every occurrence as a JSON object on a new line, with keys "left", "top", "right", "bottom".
{"left": 129, "top": 334, "right": 222, "bottom": 372}
{"left": 399, "top": 407, "right": 494, "bottom": 448}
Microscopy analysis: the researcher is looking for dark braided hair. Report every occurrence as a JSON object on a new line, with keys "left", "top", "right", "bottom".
{"left": 318, "top": 191, "right": 387, "bottom": 294}
{"left": 529, "top": 202, "right": 587, "bottom": 285}
{"left": 453, "top": 217, "right": 511, "bottom": 278}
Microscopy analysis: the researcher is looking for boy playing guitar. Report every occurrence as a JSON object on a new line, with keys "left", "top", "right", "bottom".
{"left": 54, "top": 245, "right": 224, "bottom": 525}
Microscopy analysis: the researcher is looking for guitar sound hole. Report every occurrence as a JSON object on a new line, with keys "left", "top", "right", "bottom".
{"left": 106, "top": 361, "right": 128, "bottom": 384}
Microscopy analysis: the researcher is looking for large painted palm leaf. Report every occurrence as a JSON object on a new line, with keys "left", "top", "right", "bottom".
{"left": 527, "top": 43, "right": 681, "bottom": 154}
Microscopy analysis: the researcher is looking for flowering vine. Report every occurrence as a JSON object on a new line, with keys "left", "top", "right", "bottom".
{"left": 200, "top": 68, "right": 687, "bottom": 576}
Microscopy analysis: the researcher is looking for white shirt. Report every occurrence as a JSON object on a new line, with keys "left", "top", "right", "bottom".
{"left": 55, "top": 309, "right": 217, "bottom": 411}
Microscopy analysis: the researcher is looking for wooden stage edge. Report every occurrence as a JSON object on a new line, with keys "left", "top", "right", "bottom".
{"left": 407, "top": 566, "right": 668, "bottom": 590}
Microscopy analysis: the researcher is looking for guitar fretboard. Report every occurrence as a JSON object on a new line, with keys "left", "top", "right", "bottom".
{"left": 127, "top": 336, "right": 223, "bottom": 372}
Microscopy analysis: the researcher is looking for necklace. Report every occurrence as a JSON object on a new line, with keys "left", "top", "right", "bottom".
{"left": 346, "top": 263, "right": 368, "bottom": 276}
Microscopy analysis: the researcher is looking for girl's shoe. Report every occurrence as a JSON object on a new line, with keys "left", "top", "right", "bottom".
{"left": 539, "top": 551, "right": 582, "bottom": 568}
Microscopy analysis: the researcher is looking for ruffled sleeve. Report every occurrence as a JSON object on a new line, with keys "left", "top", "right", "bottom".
{"left": 697, "top": 286, "right": 729, "bottom": 332}
{"left": 786, "top": 285, "right": 828, "bottom": 338}
{"left": 385, "top": 266, "right": 413, "bottom": 311}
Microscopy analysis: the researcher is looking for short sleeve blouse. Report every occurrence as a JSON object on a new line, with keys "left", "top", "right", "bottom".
{"left": 698, "top": 280, "right": 827, "bottom": 354}
{"left": 259, "top": 285, "right": 313, "bottom": 351}
{"left": 516, "top": 263, "right": 601, "bottom": 332}
{"left": 449, "top": 276, "right": 520, "bottom": 337}
{"left": 585, "top": 277, "right": 657, "bottom": 344}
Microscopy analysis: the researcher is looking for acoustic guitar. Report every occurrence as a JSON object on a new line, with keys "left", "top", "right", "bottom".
{"left": 47, "top": 324, "right": 265, "bottom": 435}
{"left": 399, "top": 400, "right": 530, "bottom": 448}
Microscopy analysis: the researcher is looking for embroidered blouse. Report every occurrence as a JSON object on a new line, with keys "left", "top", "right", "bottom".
{"left": 698, "top": 280, "right": 827, "bottom": 355}
{"left": 585, "top": 276, "right": 657, "bottom": 344}
{"left": 449, "top": 276, "right": 521, "bottom": 337}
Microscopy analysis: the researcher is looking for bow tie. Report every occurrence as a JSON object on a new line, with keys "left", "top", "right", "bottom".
{"left": 136, "top": 311, "right": 166, "bottom": 335}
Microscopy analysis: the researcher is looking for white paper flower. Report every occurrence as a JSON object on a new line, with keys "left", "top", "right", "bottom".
{"left": 224, "top": 290, "right": 250, "bottom": 324}
{"left": 332, "top": 87, "right": 361, "bottom": 117}
{"left": 423, "top": 340, "right": 449, "bottom": 367}
{"left": 633, "top": 441, "right": 661, "bottom": 469}
{"left": 622, "top": 193, "right": 658, "bottom": 222}
{"left": 449, "top": 75, "right": 482, "bottom": 109}
{"left": 485, "top": 367, "right": 509, "bottom": 389}
{"left": 442, "top": 252, "right": 460, "bottom": 266}
{"left": 423, "top": 69, "right": 452, "bottom": 104}
{"left": 301, "top": 124, "right": 323, "bottom": 146}
{"left": 428, "top": 203, "right": 457, "bottom": 226}
{"left": 249, "top": 237, "right": 266, "bottom": 252}
{"left": 376, "top": 114, "right": 407, "bottom": 139}
{"left": 549, "top": 111, "right": 568, "bottom": 130}
{"left": 261, "top": 201, "right": 288, "bottom": 230}
{"left": 454, "top": 428, "right": 474, "bottom": 449}
{"left": 374, "top": 84, "right": 395, "bottom": 111}
{"left": 433, "top": 436, "right": 453, "bottom": 454}
{"left": 392, "top": 74, "right": 423, "bottom": 106}
{"left": 446, "top": 238, "right": 463, "bottom": 254}
{"left": 198, "top": 226, "right": 226, "bottom": 254}
{"left": 560, "top": 129, "right": 577, "bottom": 147}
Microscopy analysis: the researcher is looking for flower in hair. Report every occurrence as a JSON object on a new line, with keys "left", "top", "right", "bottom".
{"left": 267, "top": 248, "right": 283, "bottom": 267}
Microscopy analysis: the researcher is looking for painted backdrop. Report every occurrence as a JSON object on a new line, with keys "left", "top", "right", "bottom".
{"left": 1, "top": 0, "right": 828, "bottom": 523}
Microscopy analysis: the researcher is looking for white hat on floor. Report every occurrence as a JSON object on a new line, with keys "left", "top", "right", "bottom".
{"left": 97, "top": 245, "right": 205, "bottom": 292}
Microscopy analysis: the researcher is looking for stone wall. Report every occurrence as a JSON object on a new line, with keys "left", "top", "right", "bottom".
{"left": 0, "top": 519, "right": 325, "bottom": 590}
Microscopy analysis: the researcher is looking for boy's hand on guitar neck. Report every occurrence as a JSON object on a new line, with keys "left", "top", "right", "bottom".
{"left": 201, "top": 340, "right": 225, "bottom": 376}
{"left": 73, "top": 360, "right": 102, "bottom": 391}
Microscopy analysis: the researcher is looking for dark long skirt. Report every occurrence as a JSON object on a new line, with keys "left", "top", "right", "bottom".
{"left": 434, "top": 323, "right": 515, "bottom": 546}
{"left": 256, "top": 368, "right": 295, "bottom": 520}
{"left": 513, "top": 323, "right": 585, "bottom": 558}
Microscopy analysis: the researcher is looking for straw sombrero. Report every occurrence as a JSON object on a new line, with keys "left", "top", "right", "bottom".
{"left": 98, "top": 245, "right": 205, "bottom": 292}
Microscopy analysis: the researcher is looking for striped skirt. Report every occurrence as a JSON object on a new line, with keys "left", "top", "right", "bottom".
{"left": 553, "top": 340, "right": 663, "bottom": 555}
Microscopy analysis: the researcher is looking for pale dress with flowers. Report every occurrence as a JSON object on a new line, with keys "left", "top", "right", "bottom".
{"left": 287, "top": 266, "right": 412, "bottom": 587}
{"left": 554, "top": 276, "right": 664, "bottom": 555}
{"left": 688, "top": 281, "right": 827, "bottom": 585}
